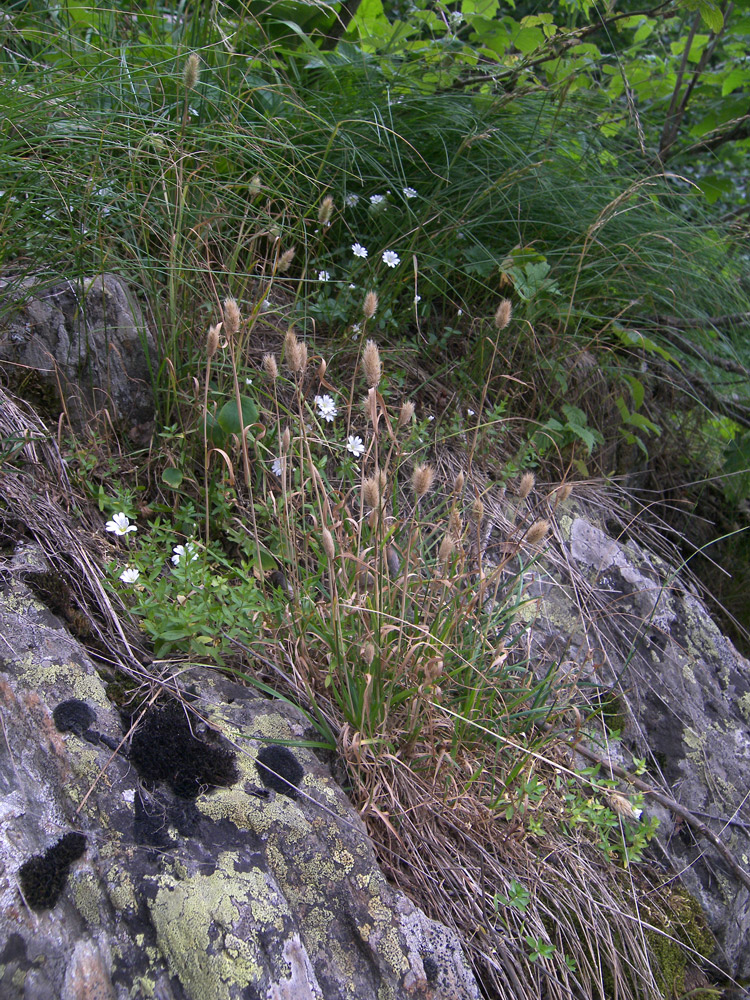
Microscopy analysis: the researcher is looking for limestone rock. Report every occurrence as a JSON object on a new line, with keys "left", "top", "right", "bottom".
{"left": 0, "top": 549, "right": 480, "bottom": 1000}
{"left": 0, "top": 274, "right": 155, "bottom": 432}
{"left": 526, "top": 505, "right": 750, "bottom": 979}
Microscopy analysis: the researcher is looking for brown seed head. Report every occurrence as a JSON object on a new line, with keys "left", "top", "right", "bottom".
{"left": 318, "top": 195, "right": 334, "bottom": 226}
{"left": 494, "top": 298, "right": 513, "bottom": 331}
{"left": 206, "top": 322, "right": 222, "bottom": 359}
{"left": 398, "top": 400, "right": 415, "bottom": 428}
{"left": 223, "top": 297, "right": 241, "bottom": 337}
{"left": 321, "top": 527, "right": 335, "bottom": 561}
{"left": 518, "top": 471, "right": 535, "bottom": 499}
{"left": 525, "top": 519, "right": 549, "bottom": 546}
{"left": 363, "top": 340, "right": 382, "bottom": 389}
{"left": 284, "top": 329, "right": 307, "bottom": 374}
{"left": 281, "top": 427, "right": 291, "bottom": 453}
{"left": 412, "top": 463, "right": 435, "bottom": 499}
{"left": 362, "top": 476, "right": 381, "bottom": 510}
{"left": 439, "top": 535, "right": 456, "bottom": 564}
{"left": 363, "top": 291, "right": 378, "bottom": 319}
{"left": 449, "top": 509, "right": 462, "bottom": 541}
{"left": 557, "top": 483, "right": 573, "bottom": 503}
{"left": 362, "top": 642, "right": 376, "bottom": 667}
{"left": 470, "top": 496, "right": 484, "bottom": 524}
{"left": 262, "top": 353, "right": 278, "bottom": 379}
{"left": 183, "top": 53, "right": 200, "bottom": 91}
{"left": 277, "top": 246, "right": 295, "bottom": 273}
{"left": 454, "top": 471, "right": 465, "bottom": 494}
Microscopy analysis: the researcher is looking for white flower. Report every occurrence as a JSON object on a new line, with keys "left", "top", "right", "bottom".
{"left": 427, "top": 414, "right": 435, "bottom": 422}
{"left": 370, "top": 194, "right": 385, "bottom": 206}
{"left": 449, "top": 10, "right": 464, "bottom": 26}
{"left": 351, "top": 243, "right": 368, "bottom": 258}
{"left": 172, "top": 542, "right": 198, "bottom": 566}
{"left": 314, "top": 394, "right": 338, "bottom": 423}
{"left": 382, "top": 250, "right": 401, "bottom": 268}
{"left": 272, "top": 458, "right": 283, "bottom": 477}
{"left": 467, "top": 408, "right": 475, "bottom": 416}
{"left": 345, "top": 193, "right": 359, "bottom": 207}
{"left": 318, "top": 270, "right": 330, "bottom": 282}
{"left": 457, "top": 308, "right": 463, "bottom": 317}
{"left": 403, "top": 186, "right": 417, "bottom": 199}
{"left": 346, "top": 435, "right": 365, "bottom": 458}
{"left": 105, "top": 512, "right": 137, "bottom": 536}
{"left": 349, "top": 283, "right": 356, "bottom": 290}
{"left": 119, "top": 566, "right": 140, "bottom": 584}
{"left": 414, "top": 294, "right": 421, "bottom": 304}
{"left": 245, "top": 377, "right": 253, "bottom": 385}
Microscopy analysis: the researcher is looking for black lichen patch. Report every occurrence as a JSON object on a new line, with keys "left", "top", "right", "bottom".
{"left": 18, "top": 831, "right": 86, "bottom": 910}
{"left": 255, "top": 745, "right": 304, "bottom": 799}
{"left": 53, "top": 699, "right": 96, "bottom": 736}
{"left": 422, "top": 955, "right": 439, "bottom": 985}
{"left": 129, "top": 701, "right": 238, "bottom": 800}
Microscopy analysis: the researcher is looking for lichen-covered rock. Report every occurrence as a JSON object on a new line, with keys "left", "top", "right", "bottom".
{"left": 0, "top": 274, "right": 155, "bottom": 432}
{"left": 0, "top": 547, "right": 480, "bottom": 1000}
{"left": 524, "top": 505, "right": 750, "bottom": 979}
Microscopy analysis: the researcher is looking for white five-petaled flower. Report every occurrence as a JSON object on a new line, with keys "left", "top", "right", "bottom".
{"left": 172, "top": 542, "right": 198, "bottom": 566}
{"left": 272, "top": 458, "right": 283, "bottom": 477}
{"left": 346, "top": 435, "right": 365, "bottom": 458}
{"left": 245, "top": 377, "right": 253, "bottom": 385}
{"left": 403, "top": 186, "right": 417, "bottom": 199}
{"left": 382, "top": 250, "right": 400, "bottom": 268}
{"left": 314, "top": 394, "right": 338, "bottom": 423}
{"left": 467, "top": 408, "right": 475, "bottom": 416}
{"left": 105, "top": 512, "right": 137, "bottom": 536}
{"left": 370, "top": 194, "right": 385, "bottom": 206}
{"left": 318, "top": 270, "right": 330, "bottom": 282}
{"left": 345, "top": 193, "right": 359, "bottom": 207}
{"left": 119, "top": 566, "right": 140, "bottom": 584}
{"left": 349, "top": 283, "right": 356, "bottom": 290}
{"left": 351, "top": 243, "right": 368, "bottom": 258}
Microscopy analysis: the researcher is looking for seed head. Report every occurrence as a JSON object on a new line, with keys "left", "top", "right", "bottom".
{"left": 362, "top": 475, "right": 381, "bottom": 510}
{"left": 398, "top": 400, "right": 415, "bottom": 427}
{"left": 262, "top": 353, "right": 278, "bottom": 379}
{"left": 525, "top": 519, "right": 550, "bottom": 546}
{"left": 281, "top": 427, "right": 291, "bottom": 453}
{"left": 284, "top": 329, "right": 307, "bottom": 374}
{"left": 494, "top": 298, "right": 513, "bottom": 331}
{"left": 557, "top": 483, "right": 573, "bottom": 503}
{"left": 249, "top": 175, "right": 262, "bottom": 197}
{"left": 318, "top": 359, "right": 327, "bottom": 381}
{"left": 449, "top": 509, "right": 462, "bottom": 541}
{"left": 363, "top": 290, "right": 378, "bottom": 320}
{"left": 277, "top": 246, "right": 296, "bottom": 273}
{"left": 362, "top": 642, "right": 376, "bottom": 667}
{"left": 470, "top": 496, "right": 484, "bottom": 524}
{"left": 454, "top": 471, "right": 465, "bottom": 494}
{"left": 412, "top": 463, "right": 435, "bottom": 499}
{"left": 183, "top": 53, "right": 200, "bottom": 91}
{"left": 363, "top": 340, "right": 382, "bottom": 389}
{"left": 223, "top": 297, "right": 241, "bottom": 337}
{"left": 439, "top": 535, "right": 456, "bottom": 564}
{"left": 518, "top": 471, "right": 535, "bottom": 499}
{"left": 318, "top": 195, "right": 334, "bottom": 226}
{"left": 321, "top": 527, "right": 336, "bottom": 561}
{"left": 608, "top": 791, "right": 642, "bottom": 821}
{"left": 206, "top": 322, "right": 222, "bottom": 359}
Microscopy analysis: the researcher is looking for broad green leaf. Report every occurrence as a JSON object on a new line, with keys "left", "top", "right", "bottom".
{"left": 162, "top": 467, "right": 184, "bottom": 489}
{"left": 217, "top": 397, "right": 259, "bottom": 437}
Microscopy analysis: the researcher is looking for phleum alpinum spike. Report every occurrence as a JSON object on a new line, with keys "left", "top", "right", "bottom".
{"left": 518, "top": 471, "right": 535, "bottom": 499}
{"left": 318, "top": 195, "right": 334, "bottom": 226}
{"left": 526, "top": 519, "right": 549, "bottom": 546}
{"left": 262, "top": 353, "right": 278, "bottom": 379}
{"left": 223, "top": 297, "right": 241, "bottom": 337}
{"left": 183, "top": 53, "right": 200, "bottom": 90}
{"left": 398, "top": 400, "right": 415, "bottom": 427}
{"left": 363, "top": 340, "right": 381, "bottom": 389}
{"left": 206, "top": 322, "right": 222, "bottom": 359}
{"left": 412, "top": 464, "right": 435, "bottom": 499}
{"left": 494, "top": 298, "right": 513, "bottom": 331}
{"left": 277, "top": 246, "right": 295, "bottom": 273}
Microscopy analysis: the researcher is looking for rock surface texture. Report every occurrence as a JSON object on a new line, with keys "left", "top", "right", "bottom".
{"left": 0, "top": 274, "right": 155, "bottom": 431}
{"left": 524, "top": 503, "right": 750, "bottom": 980}
{"left": 0, "top": 546, "right": 479, "bottom": 1000}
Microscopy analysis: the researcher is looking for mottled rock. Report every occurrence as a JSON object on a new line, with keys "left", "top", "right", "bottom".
{"left": 0, "top": 547, "right": 480, "bottom": 1000}
{"left": 0, "top": 274, "right": 155, "bottom": 431}
{"left": 525, "top": 505, "right": 750, "bottom": 979}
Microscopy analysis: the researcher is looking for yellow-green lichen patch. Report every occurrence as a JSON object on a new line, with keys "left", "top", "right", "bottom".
{"left": 131, "top": 975, "right": 156, "bottom": 999}
{"left": 149, "top": 851, "right": 283, "bottom": 1000}
{"left": 17, "top": 656, "right": 110, "bottom": 708}
{"left": 72, "top": 869, "right": 103, "bottom": 926}
{"left": 739, "top": 693, "right": 750, "bottom": 724}
{"left": 107, "top": 870, "right": 138, "bottom": 913}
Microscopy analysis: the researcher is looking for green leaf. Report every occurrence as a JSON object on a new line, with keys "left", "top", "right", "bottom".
{"left": 162, "top": 467, "right": 184, "bottom": 489}
{"left": 217, "top": 397, "right": 259, "bottom": 438}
